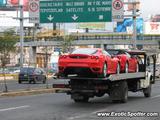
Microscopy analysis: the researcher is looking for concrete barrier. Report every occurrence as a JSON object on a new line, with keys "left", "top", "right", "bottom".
{"left": 0, "top": 74, "right": 18, "bottom": 81}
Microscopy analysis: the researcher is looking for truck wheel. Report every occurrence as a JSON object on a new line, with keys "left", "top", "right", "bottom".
{"left": 95, "top": 92, "right": 105, "bottom": 97}
{"left": 110, "top": 81, "right": 128, "bottom": 103}
{"left": 73, "top": 96, "right": 89, "bottom": 103}
{"left": 33, "top": 78, "right": 37, "bottom": 84}
{"left": 120, "top": 84, "right": 128, "bottom": 103}
{"left": 143, "top": 84, "right": 151, "bottom": 97}
{"left": 43, "top": 77, "right": 46, "bottom": 84}
{"left": 99, "top": 63, "right": 107, "bottom": 78}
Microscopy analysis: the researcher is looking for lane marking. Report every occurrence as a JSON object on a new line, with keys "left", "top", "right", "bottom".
{"left": 67, "top": 108, "right": 109, "bottom": 120}
{"left": 67, "top": 114, "right": 89, "bottom": 120}
{"left": 0, "top": 105, "right": 30, "bottom": 112}
{"left": 151, "top": 95, "right": 160, "bottom": 99}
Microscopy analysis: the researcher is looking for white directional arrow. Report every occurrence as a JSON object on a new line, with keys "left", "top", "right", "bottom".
{"left": 72, "top": 14, "right": 78, "bottom": 21}
{"left": 47, "top": 15, "right": 54, "bottom": 21}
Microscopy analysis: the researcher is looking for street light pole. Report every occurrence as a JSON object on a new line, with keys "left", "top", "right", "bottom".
{"left": 20, "top": 5, "right": 24, "bottom": 67}
{"left": 45, "top": 40, "right": 49, "bottom": 89}
{"left": 132, "top": 2, "right": 137, "bottom": 49}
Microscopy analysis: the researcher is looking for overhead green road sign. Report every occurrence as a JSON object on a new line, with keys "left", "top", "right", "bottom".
{"left": 40, "top": 0, "right": 112, "bottom": 23}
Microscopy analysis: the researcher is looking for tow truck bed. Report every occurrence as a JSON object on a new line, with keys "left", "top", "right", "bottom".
{"left": 59, "top": 72, "right": 146, "bottom": 81}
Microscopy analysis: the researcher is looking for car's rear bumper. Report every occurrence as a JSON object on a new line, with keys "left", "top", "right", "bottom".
{"left": 59, "top": 66, "right": 102, "bottom": 76}
{"left": 18, "top": 76, "right": 35, "bottom": 81}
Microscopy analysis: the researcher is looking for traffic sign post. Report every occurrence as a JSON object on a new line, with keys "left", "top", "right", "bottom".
{"left": 29, "top": 0, "right": 39, "bottom": 23}
{"left": 40, "top": 0, "right": 112, "bottom": 23}
{"left": 112, "top": 0, "right": 124, "bottom": 22}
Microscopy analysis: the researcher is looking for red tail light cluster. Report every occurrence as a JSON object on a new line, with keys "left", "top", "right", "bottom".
{"left": 91, "top": 56, "right": 99, "bottom": 59}
{"left": 59, "top": 66, "right": 64, "bottom": 71}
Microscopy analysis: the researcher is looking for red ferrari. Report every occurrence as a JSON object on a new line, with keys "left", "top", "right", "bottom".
{"left": 58, "top": 48, "right": 120, "bottom": 77}
{"left": 107, "top": 49, "right": 139, "bottom": 73}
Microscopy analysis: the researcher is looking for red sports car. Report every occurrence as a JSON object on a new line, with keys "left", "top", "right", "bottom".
{"left": 58, "top": 48, "right": 120, "bottom": 77}
{"left": 107, "top": 49, "right": 139, "bottom": 73}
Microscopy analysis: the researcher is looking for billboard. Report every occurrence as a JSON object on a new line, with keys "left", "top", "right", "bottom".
{"left": 144, "top": 22, "right": 160, "bottom": 34}
{"left": 116, "top": 18, "right": 143, "bottom": 34}
{"left": 0, "top": 0, "right": 6, "bottom": 6}
{"left": 77, "top": 23, "right": 105, "bottom": 30}
{"left": 127, "top": 0, "right": 140, "bottom": 11}
{"left": 0, "top": 11, "right": 33, "bottom": 27}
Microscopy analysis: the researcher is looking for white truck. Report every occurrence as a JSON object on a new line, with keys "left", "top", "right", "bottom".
{"left": 53, "top": 51, "right": 156, "bottom": 103}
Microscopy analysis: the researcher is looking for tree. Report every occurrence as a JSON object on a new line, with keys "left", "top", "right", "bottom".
{"left": 62, "top": 35, "right": 75, "bottom": 53}
{"left": 0, "top": 29, "right": 18, "bottom": 92}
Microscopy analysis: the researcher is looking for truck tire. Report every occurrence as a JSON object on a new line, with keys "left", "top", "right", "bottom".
{"left": 120, "top": 83, "right": 128, "bottom": 103}
{"left": 143, "top": 84, "right": 151, "bottom": 97}
{"left": 71, "top": 93, "right": 89, "bottom": 103}
{"left": 110, "top": 81, "right": 128, "bottom": 103}
{"left": 95, "top": 92, "right": 105, "bottom": 97}
{"left": 73, "top": 96, "right": 89, "bottom": 103}
{"left": 43, "top": 77, "right": 46, "bottom": 84}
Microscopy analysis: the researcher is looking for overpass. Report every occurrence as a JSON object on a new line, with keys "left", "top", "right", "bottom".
{"left": 16, "top": 33, "right": 160, "bottom": 47}
{"left": 16, "top": 39, "right": 159, "bottom": 47}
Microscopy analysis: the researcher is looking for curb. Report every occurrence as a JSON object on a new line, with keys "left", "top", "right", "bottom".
{"left": 0, "top": 88, "right": 69, "bottom": 97}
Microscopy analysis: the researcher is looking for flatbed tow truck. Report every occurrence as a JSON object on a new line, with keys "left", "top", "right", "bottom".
{"left": 53, "top": 51, "right": 157, "bottom": 103}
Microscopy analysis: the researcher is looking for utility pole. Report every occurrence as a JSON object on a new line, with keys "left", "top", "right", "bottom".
{"left": 132, "top": 2, "right": 137, "bottom": 49}
{"left": 20, "top": 5, "right": 24, "bottom": 67}
{"left": 45, "top": 40, "right": 49, "bottom": 89}
{"left": 124, "top": 0, "right": 140, "bottom": 49}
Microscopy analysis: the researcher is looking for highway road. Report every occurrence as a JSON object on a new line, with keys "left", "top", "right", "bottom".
{"left": 0, "top": 78, "right": 69, "bottom": 92}
{"left": 0, "top": 79, "right": 160, "bottom": 120}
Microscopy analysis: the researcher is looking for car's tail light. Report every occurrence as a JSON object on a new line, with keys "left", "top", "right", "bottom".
{"left": 59, "top": 66, "right": 64, "bottom": 71}
{"left": 91, "top": 56, "right": 99, "bottom": 59}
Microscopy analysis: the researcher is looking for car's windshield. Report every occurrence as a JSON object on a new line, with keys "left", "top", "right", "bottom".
{"left": 20, "top": 68, "right": 35, "bottom": 74}
{"left": 71, "top": 48, "right": 97, "bottom": 55}
{"left": 107, "top": 50, "right": 120, "bottom": 55}
{"left": 107, "top": 50, "right": 126, "bottom": 55}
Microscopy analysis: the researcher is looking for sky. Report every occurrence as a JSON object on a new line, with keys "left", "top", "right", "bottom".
{"left": 141, "top": 0, "right": 160, "bottom": 19}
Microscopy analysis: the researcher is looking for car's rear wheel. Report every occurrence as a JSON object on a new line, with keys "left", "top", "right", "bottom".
{"left": 99, "top": 63, "right": 107, "bottom": 78}
{"left": 43, "top": 77, "right": 46, "bottom": 84}
{"left": 33, "top": 78, "right": 37, "bottom": 84}
{"left": 125, "top": 62, "right": 129, "bottom": 73}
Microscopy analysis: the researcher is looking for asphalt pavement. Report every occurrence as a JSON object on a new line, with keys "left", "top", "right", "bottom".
{"left": 0, "top": 79, "right": 160, "bottom": 120}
